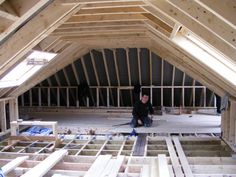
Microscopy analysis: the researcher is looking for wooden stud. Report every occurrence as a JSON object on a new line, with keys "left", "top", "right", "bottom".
{"left": 21, "top": 150, "right": 68, "bottom": 177}
{"left": 0, "top": 1, "right": 83, "bottom": 77}
{"left": 172, "top": 137, "right": 193, "bottom": 177}
{"left": 0, "top": 101, "right": 6, "bottom": 132}
{"left": 1, "top": 156, "right": 29, "bottom": 175}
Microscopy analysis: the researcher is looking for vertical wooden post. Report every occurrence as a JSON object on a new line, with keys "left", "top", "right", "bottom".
{"left": 0, "top": 101, "right": 6, "bottom": 132}
{"left": 66, "top": 88, "right": 69, "bottom": 107}
{"left": 229, "top": 101, "right": 236, "bottom": 144}
{"left": 107, "top": 88, "right": 109, "bottom": 107}
{"left": 9, "top": 98, "right": 19, "bottom": 122}
{"left": 57, "top": 88, "right": 60, "bottom": 107}
{"left": 48, "top": 88, "right": 51, "bottom": 107}
{"left": 117, "top": 88, "right": 120, "bottom": 107}
{"left": 38, "top": 88, "right": 42, "bottom": 106}
{"left": 96, "top": 88, "right": 99, "bottom": 107}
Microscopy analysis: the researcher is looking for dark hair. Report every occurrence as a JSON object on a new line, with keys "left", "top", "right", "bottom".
{"left": 141, "top": 92, "right": 149, "bottom": 97}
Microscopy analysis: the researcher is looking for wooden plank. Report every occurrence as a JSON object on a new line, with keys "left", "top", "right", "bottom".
{"left": 0, "top": 0, "right": 82, "bottom": 78}
{"left": 2, "top": 156, "right": 29, "bottom": 175}
{"left": 229, "top": 101, "right": 236, "bottom": 144}
{"left": 84, "top": 155, "right": 112, "bottom": 177}
{"left": 0, "top": 9, "right": 19, "bottom": 21}
{"left": 169, "top": 0, "right": 236, "bottom": 48}
{"left": 133, "top": 133, "right": 147, "bottom": 156}
{"left": 100, "top": 155, "right": 125, "bottom": 177}
{"left": 147, "top": 0, "right": 236, "bottom": 61}
{"left": 141, "top": 165, "right": 150, "bottom": 177}
{"left": 0, "top": 0, "right": 50, "bottom": 41}
{"left": 9, "top": 135, "right": 57, "bottom": 141}
{"left": 157, "top": 154, "right": 170, "bottom": 177}
{"left": 165, "top": 137, "right": 184, "bottom": 177}
{"left": 21, "top": 149, "right": 68, "bottom": 177}
{"left": 0, "top": 101, "right": 6, "bottom": 132}
{"left": 172, "top": 137, "right": 193, "bottom": 177}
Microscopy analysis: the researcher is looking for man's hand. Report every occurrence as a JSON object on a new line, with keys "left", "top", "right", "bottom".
{"left": 138, "top": 119, "right": 143, "bottom": 125}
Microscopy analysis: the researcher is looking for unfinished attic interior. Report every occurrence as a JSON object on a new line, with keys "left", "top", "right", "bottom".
{"left": 0, "top": 0, "right": 236, "bottom": 176}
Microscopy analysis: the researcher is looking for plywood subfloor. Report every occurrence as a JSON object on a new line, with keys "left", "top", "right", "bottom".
{"left": 24, "top": 112, "right": 221, "bottom": 134}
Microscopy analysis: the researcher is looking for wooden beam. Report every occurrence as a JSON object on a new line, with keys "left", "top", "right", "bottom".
{"left": 148, "top": 31, "right": 236, "bottom": 98}
{"left": 2, "top": 156, "right": 29, "bottom": 175}
{"left": 100, "top": 155, "right": 125, "bottom": 177}
{"left": 137, "top": 48, "right": 142, "bottom": 85}
{"left": 0, "top": 9, "right": 19, "bottom": 21}
{"left": 146, "top": 0, "right": 236, "bottom": 61}
{"left": 170, "top": 23, "right": 181, "bottom": 39}
{"left": 157, "top": 154, "right": 170, "bottom": 177}
{"left": 84, "top": 155, "right": 112, "bottom": 177}
{"left": 65, "top": 13, "right": 147, "bottom": 23}
{"left": 198, "top": 0, "right": 236, "bottom": 27}
{"left": 21, "top": 150, "right": 68, "bottom": 177}
{"left": 165, "top": 137, "right": 184, "bottom": 177}
{"left": 0, "top": 0, "right": 82, "bottom": 78}
{"left": 77, "top": 6, "right": 146, "bottom": 15}
{"left": 172, "top": 137, "right": 193, "bottom": 177}
{"left": 0, "top": 100, "right": 6, "bottom": 132}
{"left": 9, "top": 98, "right": 18, "bottom": 122}
{"left": 168, "top": 0, "right": 236, "bottom": 48}
{"left": 71, "top": 62, "right": 80, "bottom": 85}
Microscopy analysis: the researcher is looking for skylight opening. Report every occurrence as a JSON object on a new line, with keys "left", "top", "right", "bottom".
{"left": 0, "top": 51, "right": 57, "bottom": 88}
{"left": 172, "top": 34, "right": 236, "bottom": 86}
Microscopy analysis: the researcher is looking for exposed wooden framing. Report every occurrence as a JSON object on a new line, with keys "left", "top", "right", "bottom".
{"left": 161, "top": 58, "right": 164, "bottom": 106}
{"left": 125, "top": 48, "right": 133, "bottom": 106}
{"left": 102, "top": 49, "right": 114, "bottom": 106}
{"left": 96, "top": 88, "right": 99, "bottom": 107}
{"left": 29, "top": 89, "right": 32, "bottom": 107}
{"left": 9, "top": 98, "right": 18, "bottom": 122}
{"left": 84, "top": 155, "right": 112, "bottom": 177}
{"left": 0, "top": 0, "right": 51, "bottom": 42}
{"left": 90, "top": 51, "right": 105, "bottom": 106}
{"left": 63, "top": 68, "right": 76, "bottom": 105}
{"left": 61, "top": 0, "right": 145, "bottom": 5}
{"left": 165, "top": 137, "right": 184, "bottom": 177}
{"left": 169, "top": 0, "right": 236, "bottom": 48}
{"left": 47, "top": 87, "right": 50, "bottom": 107}
{"left": 66, "top": 88, "right": 69, "bottom": 107}
{"left": 0, "top": 9, "right": 19, "bottom": 21}
{"left": 57, "top": 88, "right": 60, "bottom": 107}
{"left": 0, "top": 100, "right": 6, "bottom": 132}
{"left": 21, "top": 150, "right": 67, "bottom": 177}
{"left": 46, "top": 78, "right": 56, "bottom": 107}
{"left": 136, "top": 48, "right": 141, "bottom": 88}
{"left": 229, "top": 101, "right": 236, "bottom": 145}
{"left": 157, "top": 154, "right": 170, "bottom": 177}
{"left": 0, "top": 1, "right": 83, "bottom": 78}
{"left": 197, "top": 0, "right": 236, "bottom": 27}
{"left": 170, "top": 23, "right": 181, "bottom": 39}
{"left": 77, "top": 6, "right": 146, "bottom": 15}
{"left": 182, "top": 73, "right": 185, "bottom": 107}
{"left": 148, "top": 31, "right": 233, "bottom": 98}
{"left": 1, "top": 156, "right": 29, "bottom": 175}
{"left": 11, "top": 46, "right": 89, "bottom": 97}
{"left": 172, "top": 137, "right": 194, "bottom": 177}
{"left": 146, "top": 0, "right": 236, "bottom": 61}
{"left": 113, "top": 49, "right": 123, "bottom": 107}
{"left": 71, "top": 62, "right": 80, "bottom": 85}
{"left": 100, "top": 155, "right": 125, "bottom": 177}
{"left": 172, "top": 66, "right": 175, "bottom": 107}
{"left": 38, "top": 88, "right": 41, "bottom": 106}
{"left": 66, "top": 13, "right": 147, "bottom": 24}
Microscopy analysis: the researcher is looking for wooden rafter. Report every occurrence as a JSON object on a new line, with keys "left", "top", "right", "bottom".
{"left": 0, "top": 0, "right": 83, "bottom": 78}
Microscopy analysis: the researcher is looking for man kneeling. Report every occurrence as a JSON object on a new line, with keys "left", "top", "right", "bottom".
{"left": 130, "top": 93, "right": 154, "bottom": 128}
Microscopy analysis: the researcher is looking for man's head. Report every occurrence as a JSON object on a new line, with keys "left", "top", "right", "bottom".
{"left": 141, "top": 93, "right": 149, "bottom": 104}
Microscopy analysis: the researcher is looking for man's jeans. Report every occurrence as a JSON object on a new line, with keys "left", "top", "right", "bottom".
{"left": 130, "top": 116, "right": 153, "bottom": 128}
